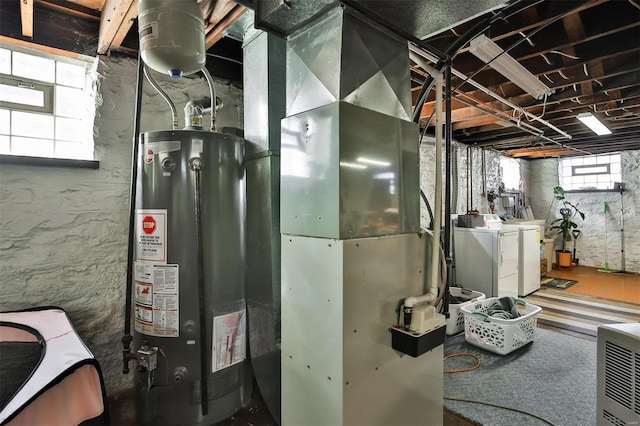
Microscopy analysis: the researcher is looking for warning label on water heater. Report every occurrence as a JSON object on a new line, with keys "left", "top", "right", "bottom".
{"left": 211, "top": 310, "right": 246, "bottom": 373}
{"left": 134, "top": 264, "right": 179, "bottom": 337}
{"left": 136, "top": 209, "right": 167, "bottom": 263}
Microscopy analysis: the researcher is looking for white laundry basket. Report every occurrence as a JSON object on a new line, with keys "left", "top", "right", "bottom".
{"left": 446, "top": 288, "right": 486, "bottom": 336}
{"left": 461, "top": 298, "right": 542, "bottom": 355}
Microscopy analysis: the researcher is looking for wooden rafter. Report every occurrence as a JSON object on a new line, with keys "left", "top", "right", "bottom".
{"left": 20, "top": 0, "right": 34, "bottom": 38}
{"left": 205, "top": 4, "right": 246, "bottom": 49}
{"left": 98, "top": 0, "right": 135, "bottom": 54}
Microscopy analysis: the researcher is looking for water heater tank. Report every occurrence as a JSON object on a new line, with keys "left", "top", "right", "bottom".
{"left": 133, "top": 130, "right": 252, "bottom": 425}
{"left": 138, "top": 0, "right": 206, "bottom": 78}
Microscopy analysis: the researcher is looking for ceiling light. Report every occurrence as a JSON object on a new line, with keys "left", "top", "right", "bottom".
{"left": 469, "top": 34, "right": 554, "bottom": 100}
{"left": 356, "top": 157, "right": 391, "bottom": 167}
{"left": 576, "top": 112, "right": 612, "bottom": 135}
{"left": 339, "top": 161, "right": 367, "bottom": 169}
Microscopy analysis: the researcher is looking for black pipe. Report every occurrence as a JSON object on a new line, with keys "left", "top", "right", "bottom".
{"left": 122, "top": 53, "right": 145, "bottom": 375}
{"left": 443, "top": 62, "right": 453, "bottom": 318}
{"left": 420, "top": 189, "right": 434, "bottom": 230}
{"left": 469, "top": 147, "right": 474, "bottom": 210}
{"left": 192, "top": 162, "right": 209, "bottom": 416}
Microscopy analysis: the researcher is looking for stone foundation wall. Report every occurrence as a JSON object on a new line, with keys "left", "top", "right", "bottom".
{"left": 522, "top": 151, "right": 639, "bottom": 272}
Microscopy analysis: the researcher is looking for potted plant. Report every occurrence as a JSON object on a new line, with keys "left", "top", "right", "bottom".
{"left": 549, "top": 186, "right": 585, "bottom": 267}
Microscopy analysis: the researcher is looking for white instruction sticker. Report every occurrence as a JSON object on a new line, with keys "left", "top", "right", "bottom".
{"left": 134, "top": 264, "right": 179, "bottom": 337}
{"left": 211, "top": 310, "right": 246, "bottom": 373}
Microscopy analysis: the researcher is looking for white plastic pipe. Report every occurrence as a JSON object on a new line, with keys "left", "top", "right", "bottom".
{"left": 430, "top": 71, "right": 443, "bottom": 300}
{"left": 409, "top": 51, "right": 442, "bottom": 301}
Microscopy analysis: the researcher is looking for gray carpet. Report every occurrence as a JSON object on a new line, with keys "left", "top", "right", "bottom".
{"left": 444, "top": 328, "right": 596, "bottom": 426}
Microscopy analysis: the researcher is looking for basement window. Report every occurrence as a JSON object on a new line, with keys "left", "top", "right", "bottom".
{"left": 559, "top": 153, "right": 621, "bottom": 190}
{"left": 500, "top": 157, "right": 521, "bottom": 191}
{"left": 0, "top": 46, "right": 96, "bottom": 162}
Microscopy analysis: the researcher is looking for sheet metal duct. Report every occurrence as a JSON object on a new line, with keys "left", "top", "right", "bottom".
{"left": 285, "top": 6, "right": 411, "bottom": 120}
{"left": 279, "top": 5, "right": 443, "bottom": 424}
{"left": 243, "top": 27, "right": 285, "bottom": 424}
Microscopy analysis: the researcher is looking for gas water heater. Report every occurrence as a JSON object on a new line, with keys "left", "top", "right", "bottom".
{"left": 126, "top": 1, "right": 251, "bottom": 423}
{"left": 132, "top": 129, "right": 252, "bottom": 425}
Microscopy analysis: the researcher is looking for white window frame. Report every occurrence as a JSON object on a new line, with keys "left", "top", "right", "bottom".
{"left": 0, "top": 75, "right": 54, "bottom": 113}
{"left": 559, "top": 153, "right": 622, "bottom": 191}
{"left": 0, "top": 44, "right": 96, "bottom": 164}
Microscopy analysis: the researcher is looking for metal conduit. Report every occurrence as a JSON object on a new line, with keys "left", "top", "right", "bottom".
{"left": 191, "top": 160, "right": 209, "bottom": 416}
{"left": 122, "top": 54, "right": 145, "bottom": 375}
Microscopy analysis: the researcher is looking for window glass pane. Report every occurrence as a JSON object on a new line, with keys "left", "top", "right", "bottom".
{"left": 0, "top": 135, "right": 9, "bottom": 154}
{"left": 55, "top": 140, "right": 92, "bottom": 160}
{"left": 610, "top": 163, "right": 620, "bottom": 174}
{"left": 610, "top": 154, "right": 621, "bottom": 164}
{"left": 56, "top": 62, "right": 85, "bottom": 88}
{"left": 11, "top": 136, "right": 54, "bottom": 157}
{"left": 610, "top": 173, "right": 621, "bottom": 183}
{"left": 11, "top": 111, "right": 54, "bottom": 138}
{"left": 583, "top": 156, "right": 596, "bottom": 165}
{"left": 12, "top": 52, "right": 55, "bottom": 83}
{"left": 563, "top": 166, "right": 571, "bottom": 177}
{"left": 55, "top": 116, "right": 86, "bottom": 142}
{"left": 0, "top": 48, "right": 10, "bottom": 74}
{"left": 56, "top": 86, "right": 85, "bottom": 117}
{"left": 570, "top": 157, "right": 583, "bottom": 166}
{"left": 0, "top": 109, "right": 9, "bottom": 134}
{"left": 596, "top": 154, "right": 609, "bottom": 164}
{"left": 0, "top": 83, "right": 45, "bottom": 107}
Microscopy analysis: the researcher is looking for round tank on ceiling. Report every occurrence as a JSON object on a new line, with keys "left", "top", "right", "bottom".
{"left": 138, "top": 0, "right": 206, "bottom": 78}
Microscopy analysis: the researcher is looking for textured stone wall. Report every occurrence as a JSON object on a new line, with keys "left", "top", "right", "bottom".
{"left": 419, "top": 140, "right": 503, "bottom": 228}
{"left": 522, "top": 151, "right": 639, "bottom": 272}
{"left": 0, "top": 55, "right": 243, "bottom": 397}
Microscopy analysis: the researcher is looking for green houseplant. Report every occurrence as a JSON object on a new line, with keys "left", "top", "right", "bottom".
{"left": 549, "top": 186, "right": 585, "bottom": 267}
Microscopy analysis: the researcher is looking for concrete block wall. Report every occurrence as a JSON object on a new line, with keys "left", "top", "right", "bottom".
{"left": 0, "top": 55, "right": 243, "bottom": 398}
{"left": 522, "top": 150, "right": 640, "bottom": 272}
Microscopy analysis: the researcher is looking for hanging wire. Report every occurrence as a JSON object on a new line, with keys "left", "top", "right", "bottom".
{"left": 548, "top": 50, "right": 580, "bottom": 60}
{"left": 524, "top": 93, "right": 548, "bottom": 121}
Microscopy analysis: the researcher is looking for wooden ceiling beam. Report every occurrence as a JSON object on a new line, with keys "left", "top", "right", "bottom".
{"left": 204, "top": 5, "right": 246, "bottom": 49}
{"left": 98, "top": 0, "right": 135, "bottom": 54}
{"left": 65, "top": 0, "right": 104, "bottom": 10}
{"left": 109, "top": 0, "right": 137, "bottom": 51}
{"left": 203, "top": 0, "right": 236, "bottom": 32}
{"left": 35, "top": 0, "right": 100, "bottom": 20}
{"left": 20, "top": 0, "right": 34, "bottom": 38}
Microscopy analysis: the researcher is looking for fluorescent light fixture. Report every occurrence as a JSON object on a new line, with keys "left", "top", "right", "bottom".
{"left": 469, "top": 34, "right": 554, "bottom": 100}
{"left": 576, "top": 112, "right": 612, "bottom": 136}
{"left": 356, "top": 157, "right": 391, "bottom": 167}
{"left": 339, "top": 161, "right": 367, "bottom": 169}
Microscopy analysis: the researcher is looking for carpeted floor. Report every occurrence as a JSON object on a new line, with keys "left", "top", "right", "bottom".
{"left": 444, "top": 327, "right": 596, "bottom": 426}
